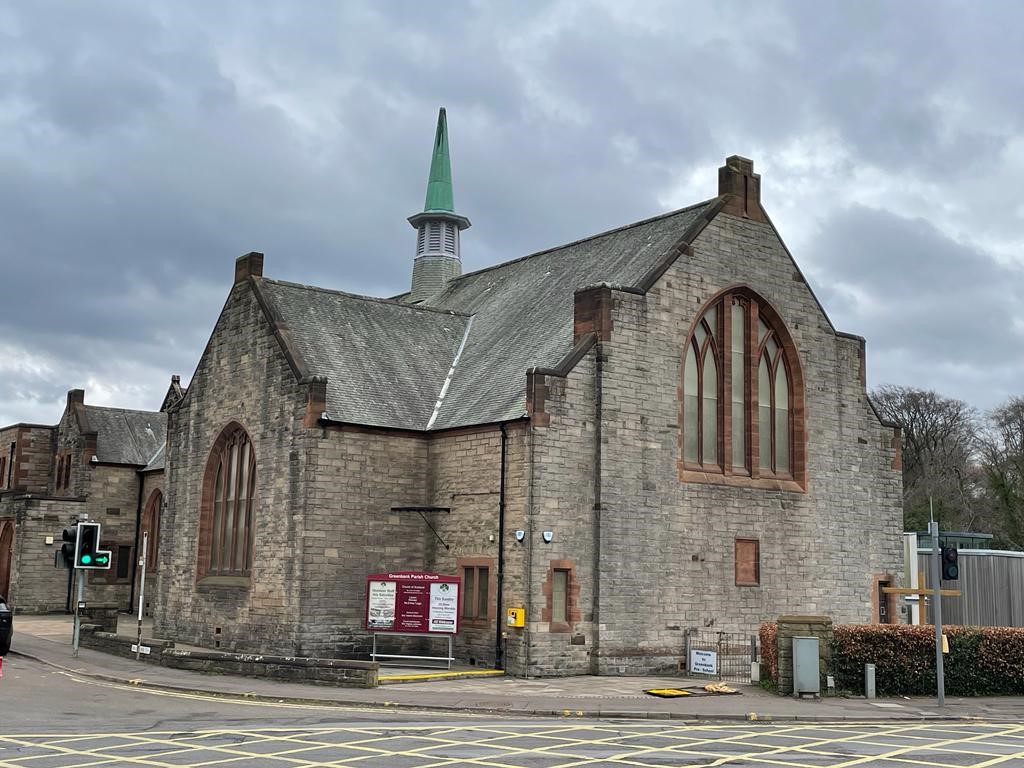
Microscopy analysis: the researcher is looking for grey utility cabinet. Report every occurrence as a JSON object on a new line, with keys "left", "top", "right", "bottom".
{"left": 792, "top": 636, "right": 820, "bottom": 697}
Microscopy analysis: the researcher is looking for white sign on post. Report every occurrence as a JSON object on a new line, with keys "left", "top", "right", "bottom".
{"left": 689, "top": 649, "right": 718, "bottom": 675}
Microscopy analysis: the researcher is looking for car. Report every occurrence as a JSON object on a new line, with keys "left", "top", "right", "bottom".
{"left": 0, "top": 595, "right": 12, "bottom": 655}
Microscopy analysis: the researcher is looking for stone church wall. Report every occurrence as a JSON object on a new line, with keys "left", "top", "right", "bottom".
{"left": 523, "top": 351, "right": 600, "bottom": 677}
{"left": 530, "top": 211, "right": 902, "bottom": 675}
{"left": 294, "top": 426, "right": 430, "bottom": 658}
{"left": 5, "top": 496, "right": 84, "bottom": 612}
{"left": 155, "top": 281, "right": 309, "bottom": 654}
{"left": 0, "top": 424, "right": 54, "bottom": 494}
{"left": 422, "top": 424, "right": 529, "bottom": 670}
{"left": 83, "top": 465, "right": 146, "bottom": 610}
{"left": 294, "top": 423, "right": 529, "bottom": 668}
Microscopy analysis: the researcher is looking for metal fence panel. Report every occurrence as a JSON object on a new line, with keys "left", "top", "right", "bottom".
{"left": 915, "top": 549, "right": 1024, "bottom": 627}
{"left": 683, "top": 630, "right": 755, "bottom": 683}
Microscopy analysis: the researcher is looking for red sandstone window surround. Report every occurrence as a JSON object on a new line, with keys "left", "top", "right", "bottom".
{"left": 680, "top": 287, "right": 806, "bottom": 490}
{"left": 458, "top": 557, "right": 495, "bottom": 625}
{"left": 198, "top": 425, "right": 256, "bottom": 580}
{"left": 542, "top": 560, "right": 580, "bottom": 632}
{"left": 142, "top": 490, "right": 162, "bottom": 570}
{"left": 735, "top": 538, "right": 760, "bottom": 586}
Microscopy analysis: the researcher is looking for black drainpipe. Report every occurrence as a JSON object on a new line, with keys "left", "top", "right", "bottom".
{"left": 495, "top": 422, "right": 508, "bottom": 669}
{"left": 128, "top": 471, "right": 144, "bottom": 613}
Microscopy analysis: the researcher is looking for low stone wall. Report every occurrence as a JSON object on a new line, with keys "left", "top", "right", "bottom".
{"left": 163, "top": 649, "right": 379, "bottom": 689}
{"left": 775, "top": 615, "right": 833, "bottom": 696}
{"left": 81, "top": 604, "right": 120, "bottom": 633}
{"left": 80, "top": 624, "right": 175, "bottom": 659}
{"left": 79, "top": 626, "right": 378, "bottom": 688}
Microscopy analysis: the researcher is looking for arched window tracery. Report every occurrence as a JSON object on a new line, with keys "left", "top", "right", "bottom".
{"left": 681, "top": 288, "right": 804, "bottom": 487}
{"left": 199, "top": 425, "right": 256, "bottom": 578}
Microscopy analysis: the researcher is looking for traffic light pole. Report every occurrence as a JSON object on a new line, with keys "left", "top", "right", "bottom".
{"left": 72, "top": 569, "right": 86, "bottom": 658}
{"left": 929, "top": 518, "right": 945, "bottom": 707}
{"left": 136, "top": 532, "right": 148, "bottom": 661}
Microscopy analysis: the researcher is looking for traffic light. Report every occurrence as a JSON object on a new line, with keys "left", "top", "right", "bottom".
{"left": 59, "top": 526, "right": 78, "bottom": 569}
{"left": 73, "top": 522, "right": 111, "bottom": 570}
{"left": 941, "top": 545, "right": 959, "bottom": 581}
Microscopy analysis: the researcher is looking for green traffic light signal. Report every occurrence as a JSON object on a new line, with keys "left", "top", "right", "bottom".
{"left": 72, "top": 522, "right": 111, "bottom": 570}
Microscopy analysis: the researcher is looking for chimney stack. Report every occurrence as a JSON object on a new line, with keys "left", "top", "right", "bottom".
{"left": 234, "top": 251, "right": 265, "bottom": 284}
{"left": 718, "top": 155, "right": 765, "bottom": 223}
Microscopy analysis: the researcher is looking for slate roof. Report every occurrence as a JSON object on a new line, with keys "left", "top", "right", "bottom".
{"left": 256, "top": 281, "right": 471, "bottom": 430}
{"left": 255, "top": 199, "right": 717, "bottom": 431}
{"left": 141, "top": 443, "right": 165, "bottom": 473}
{"left": 82, "top": 406, "right": 167, "bottom": 466}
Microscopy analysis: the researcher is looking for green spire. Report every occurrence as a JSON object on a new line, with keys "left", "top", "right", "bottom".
{"left": 423, "top": 107, "right": 455, "bottom": 213}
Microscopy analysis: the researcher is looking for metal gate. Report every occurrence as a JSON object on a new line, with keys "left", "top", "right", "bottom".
{"left": 683, "top": 630, "right": 757, "bottom": 683}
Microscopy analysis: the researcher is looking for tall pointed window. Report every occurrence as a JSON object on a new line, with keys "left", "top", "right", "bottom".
{"left": 141, "top": 490, "right": 162, "bottom": 571}
{"left": 683, "top": 304, "right": 718, "bottom": 466}
{"left": 681, "top": 289, "right": 803, "bottom": 487}
{"left": 199, "top": 425, "right": 256, "bottom": 579}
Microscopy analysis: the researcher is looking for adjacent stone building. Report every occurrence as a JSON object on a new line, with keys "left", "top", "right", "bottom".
{"left": 154, "top": 109, "right": 904, "bottom": 676}
{"left": 0, "top": 388, "right": 168, "bottom": 613}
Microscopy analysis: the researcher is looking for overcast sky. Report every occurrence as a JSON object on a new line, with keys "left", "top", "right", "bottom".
{"left": 2, "top": 0, "right": 1023, "bottom": 426}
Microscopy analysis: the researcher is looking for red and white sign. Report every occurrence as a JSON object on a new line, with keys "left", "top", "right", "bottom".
{"left": 365, "top": 572, "right": 461, "bottom": 635}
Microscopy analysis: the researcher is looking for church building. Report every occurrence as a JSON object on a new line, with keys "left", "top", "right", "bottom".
{"left": 0, "top": 385, "right": 172, "bottom": 614}
{"left": 154, "top": 109, "right": 903, "bottom": 676}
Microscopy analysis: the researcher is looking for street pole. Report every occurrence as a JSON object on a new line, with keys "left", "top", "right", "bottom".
{"left": 72, "top": 569, "right": 85, "bottom": 658}
{"left": 929, "top": 516, "right": 945, "bottom": 707}
{"left": 136, "top": 532, "right": 148, "bottom": 660}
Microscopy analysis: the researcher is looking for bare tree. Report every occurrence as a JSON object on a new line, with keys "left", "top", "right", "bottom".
{"left": 870, "top": 385, "right": 980, "bottom": 533}
{"left": 977, "top": 398, "right": 1024, "bottom": 550}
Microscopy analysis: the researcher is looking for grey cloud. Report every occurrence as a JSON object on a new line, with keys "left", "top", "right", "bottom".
{"left": 3, "top": 0, "right": 1024, "bottom": 424}
{"left": 806, "top": 205, "right": 1024, "bottom": 404}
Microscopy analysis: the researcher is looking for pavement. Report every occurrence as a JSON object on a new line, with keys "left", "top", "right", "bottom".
{"left": 10, "top": 615, "right": 1024, "bottom": 722}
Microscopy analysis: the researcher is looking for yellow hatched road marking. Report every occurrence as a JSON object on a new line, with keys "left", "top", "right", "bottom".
{"left": 823, "top": 723, "right": 1024, "bottom": 768}
{"left": 3, "top": 722, "right": 1024, "bottom": 768}
{"left": 544, "top": 722, "right": 912, "bottom": 768}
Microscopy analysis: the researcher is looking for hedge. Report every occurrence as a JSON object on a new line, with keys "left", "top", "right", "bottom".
{"left": 761, "top": 621, "right": 1024, "bottom": 696}
{"left": 832, "top": 624, "right": 1024, "bottom": 696}
{"left": 759, "top": 622, "right": 778, "bottom": 684}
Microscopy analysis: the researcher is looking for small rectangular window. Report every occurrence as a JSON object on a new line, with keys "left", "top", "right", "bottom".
{"left": 460, "top": 565, "right": 490, "bottom": 620}
{"left": 462, "top": 567, "right": 475, "bottom": 618}
{"left": 116, "top": 545, "right": 132, "bottom": 580}
{"left": 735, "top": 538, "right": 760, "bottom": 586}
{"left": 477, "top": 566, "right": 489, "bottom": 617}
{"left": 552, "top": 569, "right": 569, "bottom": 623}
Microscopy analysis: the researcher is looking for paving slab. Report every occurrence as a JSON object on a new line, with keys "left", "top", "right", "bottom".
{"left": 10, "top": 616, "right": 1024, "bottom": 722}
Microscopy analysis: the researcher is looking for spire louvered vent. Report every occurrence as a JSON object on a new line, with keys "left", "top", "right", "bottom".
{"left": 408, "top": 107, "right": 471, "bottom": 302}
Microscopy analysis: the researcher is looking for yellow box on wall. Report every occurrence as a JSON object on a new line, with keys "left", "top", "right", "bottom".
{"left": 506, "top": 607, "right": 525, "bottom": 627}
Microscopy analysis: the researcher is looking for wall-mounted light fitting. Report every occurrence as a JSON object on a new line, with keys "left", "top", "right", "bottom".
{"left": 542, "top": 531, "right": 554, "bottom": 543}
{"left": 514, "top": 530, "right": 526, "bottom": 542}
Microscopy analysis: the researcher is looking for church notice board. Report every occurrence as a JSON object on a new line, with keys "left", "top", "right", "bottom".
{"left": 365, "top": 572, "right": 461, "bottom": 634}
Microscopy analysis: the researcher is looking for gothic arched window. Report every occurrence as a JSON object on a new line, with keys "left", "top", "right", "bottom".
{"left": 199, "top": 425, "right": 256, "bottom": 578}
{"left": 141, "top": 489, "right": 162, "bottom": 570}
{"left": 681, "top": 289, "right": 804, "bottom": 487}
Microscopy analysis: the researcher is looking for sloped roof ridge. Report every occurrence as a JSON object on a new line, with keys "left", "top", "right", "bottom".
{"left": 83, "top": 404, "right": 162, "bottom": 417}
{"left": 257, "top": 277, "right": 471, "bottom": 318}
{"left": 444, "top": 197, "right": 718, "bottom": 285}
